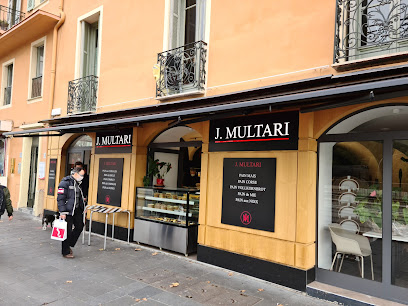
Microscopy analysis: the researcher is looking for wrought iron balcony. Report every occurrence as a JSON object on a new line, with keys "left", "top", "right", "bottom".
{"left": 156, "top": 41, "right": 207, "bottom": 98}
{"left": 0, "top": 5, "right": 25, "bottom": 31}
{"left": 3, "top": 86, "right": 11, "bottom": 105}
{"left": 31, "top": 76, "right": 42, "bottom": 98}
{"left": 334, "top": 0, "right": 408, "bottom": 63}
{"left": 67, "top": 75, "right": 98, "bottom": 114}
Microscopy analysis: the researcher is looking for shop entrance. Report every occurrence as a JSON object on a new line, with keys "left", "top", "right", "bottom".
{"left": 27, "top": 137, "right": 39, "bottom": 208}
{"left": 317, "top": 105, "right": 408, "bottom": 303}
{"left": 134, "top": 126, "right": 202, "bottom": 255}
{"left": 66, "top": 135, "right": 92, "bottom": 196}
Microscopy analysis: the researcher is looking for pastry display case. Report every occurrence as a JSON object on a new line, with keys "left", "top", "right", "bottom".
{"left": 134, "top": 187, "right": 199, "bottom": 255}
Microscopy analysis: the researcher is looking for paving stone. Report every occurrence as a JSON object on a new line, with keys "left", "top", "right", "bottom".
{"left": 101, "top": 295, "right": 140, "bottom": 305}
{"left": 203, "top": 288, "right": 262, "bottom": 305}
{"left": 150, "top": 291, "right": 203, "bottom": 306}
{"left": 128, "top": 285, "right": 165, "bottom": 299}
{"left": 128, "top": 267, "right": 176, "bottom": 284}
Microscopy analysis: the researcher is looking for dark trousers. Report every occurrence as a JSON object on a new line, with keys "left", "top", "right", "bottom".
{"left": 62, "top": 211, "right": 84, "bottom": 255}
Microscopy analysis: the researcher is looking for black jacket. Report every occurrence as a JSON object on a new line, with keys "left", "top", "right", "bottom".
{"left": 57, "top": 176, "right": 85, "bottom": 216}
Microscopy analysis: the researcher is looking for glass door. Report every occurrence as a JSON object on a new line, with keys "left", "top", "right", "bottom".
{"left": 391, "top": 140, "right": 408, "bottom": 289}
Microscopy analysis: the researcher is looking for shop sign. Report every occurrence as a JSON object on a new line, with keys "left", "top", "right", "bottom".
{"left": 97, "top": 158, "right": 124, "bottom": 207}
{"left": 209, "top": 112, "right": 299, "bottom": 152}
{"left": 95, "top": 128, "right": 133, "bottom": 154}
{"left": 221, "top": 158, "right": 276, "bottom": 232}
{"left": 47, "top": 159, "right": 58, "bottom": 195}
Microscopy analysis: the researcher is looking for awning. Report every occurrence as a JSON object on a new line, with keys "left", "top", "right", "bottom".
{"left": 4, "top": 74, "right": 408, "bottom": 137}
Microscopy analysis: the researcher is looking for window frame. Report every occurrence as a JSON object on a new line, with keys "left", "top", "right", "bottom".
{"left": 27, "top": 36, "right": 46, "bottom": 102}
{"left": 0, "top": 58, "right": 15, "bottom": 108}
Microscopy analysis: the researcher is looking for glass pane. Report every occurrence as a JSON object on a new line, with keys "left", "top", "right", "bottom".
{"left": 184, "top": 3, "right": 196, "bottom": 45}
{"left": 36, "top": 46, "right": 44, "bottom": 77}
{"left": 318, "top": 141, "right": 382, "bottom": 282}
{"left": 70, "top": 135, "right": 92, "bottom": 148}
{"left": 391, "top": 140, "right": 408, "bottom": 288}
{"left": 67, "top": 152, "right": 82, "bottom": 174}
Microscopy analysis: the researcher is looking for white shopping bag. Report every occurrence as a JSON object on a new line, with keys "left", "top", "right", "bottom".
{"left": 51, "top": 219, "right": 67, "bottom": 241}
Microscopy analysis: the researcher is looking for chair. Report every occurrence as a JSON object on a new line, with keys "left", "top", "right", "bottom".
{"left": 328, "top": 224, "right": 374, "bottom": 280}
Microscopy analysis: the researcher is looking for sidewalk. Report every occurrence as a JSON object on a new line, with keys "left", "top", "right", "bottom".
{"left": 0, "top": 212, "right": 336, "bottom": 306}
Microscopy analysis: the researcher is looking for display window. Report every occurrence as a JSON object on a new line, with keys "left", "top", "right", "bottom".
{"left": 317, "top": 105, "right": 408, "bottom": 301}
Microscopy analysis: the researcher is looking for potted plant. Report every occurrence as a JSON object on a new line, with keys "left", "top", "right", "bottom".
{"left": 0, "top": 20, "right": 9, "bottom": 30}
{"left": 143, "top": 156, "right": 172, "bottom": 187}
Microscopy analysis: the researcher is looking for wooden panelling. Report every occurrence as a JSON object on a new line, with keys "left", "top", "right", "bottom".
{"left": 295, "top": 242, "right": 315, "bottom": 270}
{"left": 204, "top": 226, "right": 296, "bottom": 266}
{"left": 296, "top": 151, "right": 317, "bottom": 244}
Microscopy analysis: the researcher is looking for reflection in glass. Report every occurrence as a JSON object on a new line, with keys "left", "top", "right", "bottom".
{"left": 318, "top": 141, "right": 382, "bottom": 281}
{"left": 392, "top": 140, "right": 408, "bottom": 288}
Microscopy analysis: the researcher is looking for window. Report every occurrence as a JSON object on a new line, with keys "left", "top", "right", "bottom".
{"left": 6, "top": 0, "right": 23, "bottom": 29}
{"left": 156, "top": 0, "right": 208, "bottom": 97}
{"left": 28, "top": 37, "right": 45, "bottom": 100}
{"left": 335, "top": 0, "right": 408, "bottom": 62}
{"left": 27, "top": 0, "right": 47, "bottom": 12}
{"left": 81, "top": 21, "right": 99, "bottom": 78}
{"left": 169, "top": 0, "right": 206, "bottom": 49}
{"left": 1, "top": 60, "right": 14, "bottom": 106}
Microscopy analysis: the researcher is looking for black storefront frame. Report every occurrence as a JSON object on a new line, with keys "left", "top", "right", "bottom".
{"left": 317, "top": 130, "right": 408, "bottom": 304}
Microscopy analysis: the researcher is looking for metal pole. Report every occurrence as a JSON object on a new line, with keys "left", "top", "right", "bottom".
{"left": 127, "top": 211, "right": 130, "bottom": 244}
{"left": 104, "top": 213, "right": 108, "bottom": 250}
{"left": 88, "top": 211, "right": 93, "bottom": 246}
{"left": 112, "top": 213, "right": 115, "bottom": 241}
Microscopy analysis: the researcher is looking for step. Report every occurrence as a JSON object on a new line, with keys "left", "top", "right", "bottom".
{"left": 307, "top": 282, "right": 406, "bottom": 306}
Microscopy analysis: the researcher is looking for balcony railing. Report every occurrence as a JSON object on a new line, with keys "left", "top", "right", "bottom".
{"left": 156, "top": 41, "right": 207, "bottom": 98}
{"left": 334, "top": 0, "right": 408, "bottom": 63}
{"left": 67, "top": 75, "right": 98, "bottom": 114}
{"left": 31, "top": 76, "right": 42, "bottom": 98}
{"left": 0, "top": 5, "right": 25, "bottom": 31}
{"left": 3, "top": 86, "right": 11, "bottom": 105}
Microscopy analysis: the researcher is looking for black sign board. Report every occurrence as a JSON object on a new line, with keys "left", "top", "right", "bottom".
{"left": 95, "top": 128, "right": 133, "bottom": 154}
{"left": 209, "top": 112, "right": 299, "bottom": 152}
{"left": 47, "top": 159, "right": 58, "bottom": 196}
{"left": 221, "top": 158, "right": 276, "bottom": 232}
{"left": 97, "top": 158, "right": 124, "bottom": 207}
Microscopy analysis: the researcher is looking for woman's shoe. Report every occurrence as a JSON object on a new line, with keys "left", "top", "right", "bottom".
{"left": 63, "top": 254, "right": 74, "bottom": 258}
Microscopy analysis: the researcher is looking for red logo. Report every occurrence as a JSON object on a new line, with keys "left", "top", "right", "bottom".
{"left": 105, "top": 195, "right": 111, "bottom": 204}
{"left": 240, "top": 211, "right": 252, "bottom": 225}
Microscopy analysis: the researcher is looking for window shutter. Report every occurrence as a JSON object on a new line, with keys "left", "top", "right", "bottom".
{"left": 27, "top": 0, "right": 35, "bottom": 11}
{"left": 169, "top": 0, "right": 180, "bottom": 49}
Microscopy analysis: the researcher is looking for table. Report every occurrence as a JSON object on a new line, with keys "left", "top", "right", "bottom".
{"left": 82, "top": 205, "right": 131, "bottom": 250}
{"left": 363, "top": 231, "right": 408, "bottom": 242}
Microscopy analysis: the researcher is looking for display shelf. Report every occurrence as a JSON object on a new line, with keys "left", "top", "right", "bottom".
{"left": 145, "top": 195, "right": 194, "bottom": 205}
{"left": 142, "top": 206, "right": 192, "bottom": 217}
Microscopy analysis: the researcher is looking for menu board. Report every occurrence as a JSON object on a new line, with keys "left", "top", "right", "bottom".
{"left": 47, "top": 159, "right": 57, "bottom": 195}
{"left": 221, "top": 158, "right": 276, "bottom": 232}
{"left": 97, "top": 158, "right": 124, "bottom": 207}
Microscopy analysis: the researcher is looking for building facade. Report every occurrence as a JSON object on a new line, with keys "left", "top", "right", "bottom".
{"left": 1, "top": 0, "right": 408, "bottom": 303}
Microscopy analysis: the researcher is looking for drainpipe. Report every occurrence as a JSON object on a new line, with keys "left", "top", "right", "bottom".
{"left": 48, "top": 0, "right": 65, "bottom": 118}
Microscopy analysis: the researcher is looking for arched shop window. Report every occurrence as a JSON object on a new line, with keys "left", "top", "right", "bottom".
{"left": 147, "top": 126, "right": 202, "bottom": 189}
{"left": 66, "top": 135, "right": 92, "bottom": 175}
{"left": 317, "top": 105, "right": 408, "bottom": 300}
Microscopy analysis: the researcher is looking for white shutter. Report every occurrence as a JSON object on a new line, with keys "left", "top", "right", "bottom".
{"left": 80, "top": 21, "right": 91, "bottom": 77}
{"left": 15, "top": 0, "right": 22, "bottom": 22}
{"left": 27, "top": 0, "right": 35, "bottom": 11}
{"left": 6, "top": 0, "right": 13, "bottom": 28}
{"left": 169, "top": 0, "right": 181, "bottom": 49}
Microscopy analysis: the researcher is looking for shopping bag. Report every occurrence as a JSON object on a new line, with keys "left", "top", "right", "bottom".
{"left": 51, "top": 219, "right": 67, "bottom": 241}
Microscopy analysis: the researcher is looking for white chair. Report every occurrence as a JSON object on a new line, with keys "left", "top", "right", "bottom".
{"left": 328, "top": 224, "right": 374, "bottom": 280}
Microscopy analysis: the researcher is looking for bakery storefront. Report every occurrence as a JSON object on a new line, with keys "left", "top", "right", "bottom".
{"left": 5, "top": 72, "right": 408, "bottom": 304}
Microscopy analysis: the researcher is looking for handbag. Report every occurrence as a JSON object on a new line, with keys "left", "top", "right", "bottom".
{"left": 51, "top": 219, "right": 67, "bottom": 241}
